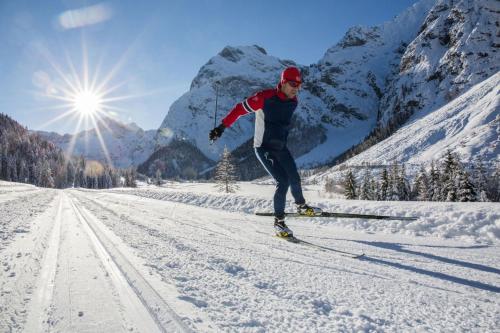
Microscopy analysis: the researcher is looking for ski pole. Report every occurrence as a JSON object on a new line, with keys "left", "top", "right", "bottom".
{"left": 210, "top": 80, "right": 220, "bottom": 145}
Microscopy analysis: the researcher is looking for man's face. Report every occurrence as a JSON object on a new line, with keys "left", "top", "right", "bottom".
{"left": 281, "top": 81, "right": 301, "bottom": 98}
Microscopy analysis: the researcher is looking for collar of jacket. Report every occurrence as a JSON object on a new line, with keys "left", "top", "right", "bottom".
{"left": 276, "top": 83, "right": 298, "bottom": 102}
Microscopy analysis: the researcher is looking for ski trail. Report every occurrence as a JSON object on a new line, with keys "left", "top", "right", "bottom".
{"left": 69, "top": 189, "right": 500, "bottom": 332}
{"left": 67, "top": 193, "right": 191, "bottom": 333}
{"left": 74, "top": 190, "right": 387, "bottom": 282}
{"left": 24, "top": 194, "right": 63, "bottom": 332}
{"left": 43, "top": 193, "right": 130, "bottom": 332}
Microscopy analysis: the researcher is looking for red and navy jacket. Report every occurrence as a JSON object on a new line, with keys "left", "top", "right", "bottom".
{"left": 221, "top": 84, "right": 298, "bottom": 151}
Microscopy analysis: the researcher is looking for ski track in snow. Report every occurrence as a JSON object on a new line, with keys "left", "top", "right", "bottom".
{"left": 0, "top": 181, "right": 499, "bottom": 332}
{"left": 1, "top": 186, "right": 194, "bottom": 333}
{"left": 106, "top": 185, "right": 500, "bottom": 244}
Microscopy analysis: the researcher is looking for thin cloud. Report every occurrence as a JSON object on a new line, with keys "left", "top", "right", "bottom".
{"left": 58, "top": 3, "right": 113, "bottom": 30}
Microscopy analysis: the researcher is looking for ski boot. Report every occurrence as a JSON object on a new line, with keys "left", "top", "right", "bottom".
{"left": 274, "top": 217, "right": 294, "bottom": 238}
{"left": 296, "top": 203, "right": 322, "bottom": 217}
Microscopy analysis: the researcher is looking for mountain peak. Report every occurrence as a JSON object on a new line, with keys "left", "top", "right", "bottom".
{"left": 189, "top": 44, "right": 290, "bottom": 92}
{"left": 217, "top": 45, "right": 268, "bottom": 62}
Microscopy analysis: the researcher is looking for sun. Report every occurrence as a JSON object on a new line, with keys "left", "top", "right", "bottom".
{"left": 72, "top": 90, "right": 102, "bottom": 116}
{"left": 35, "top": 38, "right": 152, "bottom": 167}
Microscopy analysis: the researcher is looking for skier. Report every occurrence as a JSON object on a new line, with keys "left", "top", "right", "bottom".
{"left": 209, "top": 66, "right": 321, "bottom": 238}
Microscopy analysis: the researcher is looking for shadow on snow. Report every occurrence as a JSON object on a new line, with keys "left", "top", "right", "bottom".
{"left": 351, "top": 240, "right": 500, "bottom": 293}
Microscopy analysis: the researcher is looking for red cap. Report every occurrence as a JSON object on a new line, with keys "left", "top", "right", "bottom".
{"left": 280, "top": 66, "right": 301, "bottom": 85}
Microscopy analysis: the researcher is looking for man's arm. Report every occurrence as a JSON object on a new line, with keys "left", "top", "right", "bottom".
{"left": 209, "top": 90, "right": 266, "bottom": 141}
{"left": 221, "top": 91, "right": 265, "bottom": 127}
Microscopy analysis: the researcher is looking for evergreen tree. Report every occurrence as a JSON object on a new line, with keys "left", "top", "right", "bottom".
{"left": 155, "top": 169, "right": 163, "bottom": 186}
{"left": 104, "top": 168, "right": 113, "bottom": 188}
{"left": 443, "top": 175, "right": 457, "bottom": 202}
{"left": 428, "top": 161, "right": 440, "bottom": 201}
{"left": 388, "top": 162, "right": 400, "bottom": 200}
{"left": 76, "top": 156, "right": 86, "bottom": 188}
{"left": 440, "top": 150, "right": 458, "bottom": 202}
{"left": 343, "top": 169, "right": 357, "bottom": 199}
{"left": 457, "top": 168, "right": 476, "bottom": 202}
{"left": 397, "top": 164, "right": 410, "bottom": 201}
{"left": 39, "top": 160, "right": 55, "bottom": 188}
{"left": 214, "top": 146, "right": 239, "bottom": 193}
{"left": 378, "top": 168, "right": 389, "bottom": 200}
{"left": 324, "top": 177, "right": 335, "bottom": 193}
{"left": 123, "top": 168, "right": 137, "bottom": 188}
{"left": 472, "top": 158, "right": 489, "bottom": 201}
{"left": 18, "top": 159, "right": 28, "bottom": 183}
{"left": 7, "top": 155, "right": 16, "bottom": 181}
{"left": 66, "top": 161, "right": 75, "bottom": 187}
{"left": 359, "top": 169, "right": 374, "bottom": 200}
{"left": 370, "top": 178, "right": 378, "bottom": 201}
{"left": 414, "top": 166, "right": 430, "bottom": 201}
{"left": 487, "top": 163, "right": 500, "bottom": 202}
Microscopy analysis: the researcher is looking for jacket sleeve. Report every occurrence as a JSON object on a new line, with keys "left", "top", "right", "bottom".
{"left": 221, "top": 90, "right": 265, "bottom": 128}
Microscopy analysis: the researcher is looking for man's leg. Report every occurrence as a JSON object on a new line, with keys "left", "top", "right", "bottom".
{"left": 254, "top": 148, "right": 289, "bottom": 218}
{"left": 278, "top": 148, "right": 322, "bottom": 216}
{"left": 278, "top": 148, "right": 305, "bottom": 205}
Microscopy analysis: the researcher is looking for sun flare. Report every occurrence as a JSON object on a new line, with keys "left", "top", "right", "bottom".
{"left": 73, "top": 90, "right": 102, "bottom": 115}
{"left": 35, "top": 38, "right": 150, "bottom": 168}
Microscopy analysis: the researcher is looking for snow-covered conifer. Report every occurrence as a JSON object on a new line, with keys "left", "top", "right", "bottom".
{"left": 378, "top": 168, "right": 389, "bottom": 200}
{"left": 324, "top": 177, "right": 335, "bottom": 193}
{"left": 155, "top": 169, "right": 163, "bottom": 186}
{"left": 39, "top": 160, "right": 55, "bottom": 188}
{"left": 397, "top": 164, "right": 410, "bottom": 201}
{"left": 440, "top": 151, "right": 459, "bottom": 201}
{"left": 387, "top": 163, "right": 399, "bottom": 200}
{"left": 457, "top": 168, "right": 476, "bottom": 202}
{"left": 428, "top": 161, "right": 440, "bottom": 201}
{"left": 343, "top": 169, "right": 357, "bottom": 199}
{"left": 487, "top": 163, "right": 500, "bottom": 202}
{"left": 370, "top": 177, "right": 378, "bottom": 201}
{"left": 359, "top": 169, "right": 374, "bottom": 200}
{"left": 414, "top": 166, "right": 429, "bottom": 201}
{"left": 214, "top": 146, "right": 239, "bottom": 193}
{"left": 472, "top": 158, "right": 489, "bottom": 202}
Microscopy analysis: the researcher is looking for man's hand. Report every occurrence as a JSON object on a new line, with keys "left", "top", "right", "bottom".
{"left": 209, "top": 123, "right": 225, "bottom": 141}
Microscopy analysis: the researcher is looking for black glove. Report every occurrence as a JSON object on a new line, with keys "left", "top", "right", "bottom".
{"left": 209, "top": 123, "right": 225, "bottom": 141}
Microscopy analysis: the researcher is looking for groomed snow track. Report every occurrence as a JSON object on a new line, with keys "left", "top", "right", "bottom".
{"left": 66, "top": 192, "right": 191, "bottom": 333}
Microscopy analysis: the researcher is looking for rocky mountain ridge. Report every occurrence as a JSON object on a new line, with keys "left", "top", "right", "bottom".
{"left": 36, "top": 117, "right": 156, "bottom": 168}
{"left": 39, "top": 0, "right": 499, "bottom": 180}
{"left": 148, "top": 0, "right": 442, "bottom": 178}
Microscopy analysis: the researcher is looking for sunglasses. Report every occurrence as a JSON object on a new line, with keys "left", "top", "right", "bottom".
{"left": 287, "top": 81, "right": 301, "bottom": 88}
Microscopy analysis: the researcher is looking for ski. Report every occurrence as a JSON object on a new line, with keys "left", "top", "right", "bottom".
{"left": 276, "top": 236, "right": 365, "bottom": 259}
{"left": 257, "top": 211, "right": 418, "bottom": 221}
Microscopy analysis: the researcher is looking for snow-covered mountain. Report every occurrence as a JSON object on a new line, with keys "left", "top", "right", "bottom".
{"left": 145, "top": 0, "right": 498, "bottom": 179}
{"left": 156, "top": 45, "right": 301, "bottom": 160}
{"left": 299, "top": 0, "right": 436, "bottom": 166}
{"left": 351, "top": 66, "right": 499, "bottom": 167}
{"left": 36, "top": 117, "right": 156, "bottom": 168}
{"left": 311, "top": 0, "right": 500, "bottom": 181}
{"left": 154, "top": 0, "right": 435, "bottom": 170}
{"left": 379, "top": 0, "right": 500, "bottom": 124}
{"left": 313, "top": 71, "right": 499, "bottom": 184}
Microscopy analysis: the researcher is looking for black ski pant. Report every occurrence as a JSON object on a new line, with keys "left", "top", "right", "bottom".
{"left": 254, "top": 147, "right": 306, "bottom": 219}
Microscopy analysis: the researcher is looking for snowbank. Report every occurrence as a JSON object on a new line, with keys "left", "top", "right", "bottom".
{"left": 105, "top": 182, "right": 500, "bottom": 244}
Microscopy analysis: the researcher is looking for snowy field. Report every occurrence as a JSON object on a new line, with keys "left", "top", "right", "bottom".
{"left": 0, "top": 180, "right": 499, "bottom": 332}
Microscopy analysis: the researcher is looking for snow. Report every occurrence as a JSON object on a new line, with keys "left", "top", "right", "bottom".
{"left": 109, "top": 182, "right": 500, "bottom": 245}
{"left": 327, "top": 71, "right": 500, "bottom": 169}
{"left": 1, "top": 180, "right": 499, "bottom": 332}
{"left": 155, "top": 0, "right": 437, "bottom": 167}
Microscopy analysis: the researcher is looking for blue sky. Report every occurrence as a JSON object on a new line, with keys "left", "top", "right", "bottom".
{"left": 0, "top": 0, "right": 419, "bottom": 134}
